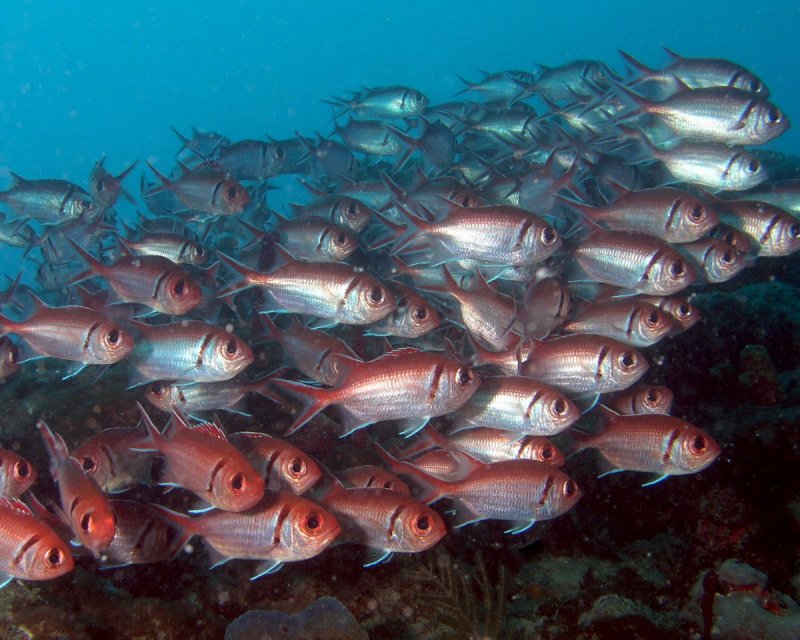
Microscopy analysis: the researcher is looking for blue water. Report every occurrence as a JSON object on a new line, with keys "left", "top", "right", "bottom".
{"left": 1, "top": 0, "right": 798, "bottom": 186}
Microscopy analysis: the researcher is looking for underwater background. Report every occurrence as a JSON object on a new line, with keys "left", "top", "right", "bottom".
{"left": 0, "top": 1, "right": 799, "bottom": 639}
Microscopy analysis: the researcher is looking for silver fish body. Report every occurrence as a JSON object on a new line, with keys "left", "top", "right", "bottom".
{"left": 563, "top": 299, "right": 674, "bottom": 348}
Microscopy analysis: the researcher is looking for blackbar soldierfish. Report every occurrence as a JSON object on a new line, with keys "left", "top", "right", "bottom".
{"left": 520, "top": 334, "right": 648, "bottom": 395}
{"left": 0, "top": 447, "right": 36, "bottom": 499}
{"left": 272, "top": 348, "right": 479, "bottom": 436}
{"left": 145, "top": 162, "right": 250, "bottom": 216}
{"left": 448, "top": 375, "right": 579, "bottom": 436}
{"left": 336, "top": 465, "right": 411, "bottom": 495}
{"left": 228, "top": 432, "right": 323, "bottom": 495}
{"left": 327, "top": 85, "right": 430, "bottom": 119}
{"left": 377, "top": 445, "right": 581, "bottom": 534}
{"left": 0, "top": 498, "right": 74, "bottom": 586}
{"left": 37, "top": 420, "right": 117, "bottom": 555}
{"left": 319, "top": 481, "right": 445, "bottom": 566}
{"left": 128, "top": 320, "right": 253, "bottom": 386}
{"left": 0, "top": 173, "right": 94, "bottom": 223}
{"left": 155, "top": 493, "right": 341, "bottom": 579}
{"left": 68, "top": 240, "right": 202, "bottom": 315}
{"left": 562, "top": 299, "right": 674, "bottom": 348}
{"left": 573, "top": 229, "right": 695, "bottom": 295}
{"left": 89, "top": 157, "right": 137, "bottom": 211}
{"left": 71, "top": 427, "right": 155, "bottom": 494}
{"left": 0, "top": 296, "right": 133, "bottom": 375}
{"left": 217, "top": 248, "right": 397, "bottom": 326}
{"left": 134, "top": 405, "right": 264, "bottom": 512}
{"left": 143, "top": 375, "right": 280, "bottom": 416}
{"left": 574, "top": 407, "right": 720, "bottom": 486}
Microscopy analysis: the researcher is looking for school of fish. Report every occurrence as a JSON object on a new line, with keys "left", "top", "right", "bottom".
{"left": 0, "top": 47, "right": 795, "bottom": 586}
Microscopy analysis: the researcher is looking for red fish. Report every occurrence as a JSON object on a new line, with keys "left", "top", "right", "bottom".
{"left": 574, "top": 407, "right": 721, "bottom": 485}
{"left": 0, "top": 498, "right": 74, "bottom": 586}
{"left": 146, "top": 162, "right": 250, "bottom": 216}
{"left": 0, "top": 447, "right": 37, "bottom": 499}
{"left": 377, "top": 445, "right": 581, "bottom": 533}
{"left": 36, "top": 420, "right": 117, "bottom": 555}
{"left": 71, "top": 427, "right": 155, "bottom": 494}
{"left": 336, "top": 465, "right": 410, "bottom": 495}
{"left": 134, "top": 405, "right": 264, "bottom": 512}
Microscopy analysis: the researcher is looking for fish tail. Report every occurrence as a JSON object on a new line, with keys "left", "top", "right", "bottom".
{"left": 373, "top": 443, "right": 445, "bottom": 504}
{"left": 36, "top": 420, "right": 70, "bottom": 469}
{"left": 270, "top": 378, "right": 335, "bottom": 435}
{"left": 216, "top": 251, "right": 262, "bottom": 297}
{"left": 150, "top": 503, "right": 199, "bottom": 544}
{"left": 132, "top": 402, "right": 164, "bottom": 453}
{"left": 65, "top": 238, "right": 104, "bottom": 285}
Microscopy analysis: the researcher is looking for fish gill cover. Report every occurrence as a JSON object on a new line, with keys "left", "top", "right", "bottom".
{"left": 0, "top": 3, "right": 799, "bottom": 640}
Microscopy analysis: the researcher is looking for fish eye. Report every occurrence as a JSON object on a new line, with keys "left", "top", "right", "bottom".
{"left": 80, "top": 513, "right": 92, "bottom": 532}
{"left": 81, "top": 456, "right": 97, "bottom": 474}
{"left": 288, "top": 457, "right": 306, "bottom": 477}
{"left": 412, "top": 513, "right": 432, "bottom": 535}
{"left": 563, "top": 480, "right": 577, "bottom": 498}
{"left": 789, "top": 223, "right": 800, "bottom": 239}
{"left": 541, "top": 226, "right": 558, "bottom": 245}
{"left": 301, "top": 512, "right": 322, "bottom": 535}
{"left": 346, "top": 202, "right": 357, "bottom": 218}
{"left": 95, "top": 179, "right": 105, "bottom": 193}
{"left": 721, "top": 250, "right": 735, "bottom": 265}
{"left": 45, "top": 547, "right": 63, "bottom": 567}
{"left": 645, "top": 389, "right": 660, "bottom": 404}
{"left": 414, "top": 92, "right": 423, "bottom": 103}
{"left": 224, "top": 339, "right": 239, "bottom": 356}
{"left": 455, "top": 367, "right": 474, "bottom": 386}
{"left": 193, "top": 245, "right": 206, "bottom": 257}
{"left": 172, "top": 279, "right": 186, "bottom": 296}
{"left": 368, "top": 286, "right": 385, "bottom": 304}
{"left": 689, "top": 435, "right": 707, "bottom": 454}
{"left": 334, "top": 231, "right": 348, "bottom": 246}
{"left": 14, "top": 461, "right": 30, "bottom": 479}
{"left": 276, "top": 146, "right": 286, "bottom": 158}
{"left": 669, "top": 260, "right": 685, "bottom": 278}
{"left": 552, "top": 398, "right": 567, "bottom": 416}
{"left": 689, "top": 205, "right": 705, "bottom": 222}
{"left": 413, "top": 306, "right": 428, "bottom": 321}
{"left": 382, "top": 480, "right": 394, "bottom": 489}
{"left": 766, "top": 108, "right": 781, "bottom": 124}
{"left": 105, "top": 328, "right": 120, "bottom": 345}
{"left": 646, "top": 309, "right": 660, "bottom": 325}
{"left": 227, "top": 186, "right": 239, "bottom": 200}
{"left": 540, "top": 446, "right": 554, "bottom": 460}
{"left": 6, "top": 346, "right": 18, "bottom": 366}
{"left": 749, "top": 79, "right": 761, "bottom": 93}
{"left": 151, "top": 381, "right": 167, "bottom": 397}
{"left": 229, "top": 472, "right": 247, "bottom": 494}
{"left": 676, "top": 302, "right": 691, "bottom": 318}
{"left": 619, "top": 351, "right": 638, "bottom": 370}
{"left": 746, "top": 158, "right": 761, "bottom": 175}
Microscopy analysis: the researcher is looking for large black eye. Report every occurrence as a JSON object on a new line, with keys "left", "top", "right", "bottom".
{"left": 305, "top": 513, "right": 320, "bottom": 530}
{"left": 225, "top": 340, "right": 238, "bottom": 355}
{"left": 369, "top": 287, "right": 385, "bottom": 303}
{"left": 540, "top": 446, "right": 553, "bottom": 460}
{"left": 276, "top": 146, "right": 285, "bottom": 158}
{"left": 14, "top": 461, "right": 29, "bottom": 478}
{"left": 413, "top": 306, "right": 428, "bottom": 321}
{"left": 456, "top": 367, "right": 474, "bottom": 386}
{"left": 106, "top": 329, "right": 120, "bottom": 345}
{"left": 151, "top": 381, "right": 166, "bottom": 397}
{"left": 46, "top": 548, "right": 63, "bottom": 566}
{"left": 669, "top": 260, "right": 685, "bottom": 277}
{"left": 193, "top": 245, "right": 206, "bottom": 257}
{"left": 81, "top": 513, "right": 92, "bottom": 532}
{"left": 647, "top": 309, "right": 660, "bottom": 325}
{"left": 552, "top": 398, "right": 567, "bottom": 416}
{"left": 81, "top": 457, "right": 97, "bottom": 473}
{"left": 230, "top": 473, "right": 245, "bottom": 493}
{"left": 646, "top": 389, "right": 660, "bottom": 403}
{"left": 676, "top": 302, "right": 691, "bottom": 317}
{"left": 95, "top": 180, "right": 105, "bottom": 193}
{"left": 416, "top": 515, "right": 429, "bottom": 531}
{"left": 227, "top": 187, "right": 239, "bottom": 200}
{"left": 541, "top": 226, "right": 557, "bottom": 245}
{"left": 173, "top": 279, "right": 186, "bottom": 296}
{"left": 749, "top": 79, "right": 761, "bottom": 93}
{"left": 766, "top": 108, "right": 781, "bottom": 124}
{"left": 721, "top": 250, "right": 735, "bottom": 265}
{"left": 289, "top": 458, "right": 306, "bottom": 477}
{"left": 564, "top": 480, "right": 577, "bottom": 498}
{"left": 414, "top": 92, "right": 423, "bottom": 103}
{"left": 789, "top": 223, "right": 800, "bottom": 239}
{"left": 689, "top": 205, "right": 705, "bottom": 222}
{"left": 689, "top": 435, "right": 707, "bottom": 454}
{"left": 619, "top": 351, "right": 637, "bottom": 369}
{"left": 746, "top": 159, "right": 761, "bottom": 175}
{"left": 346, "top": 202, "right": 357, "bottom": 218}
{"left": 334, "top": 231, "right": 348, "bottom": 246}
